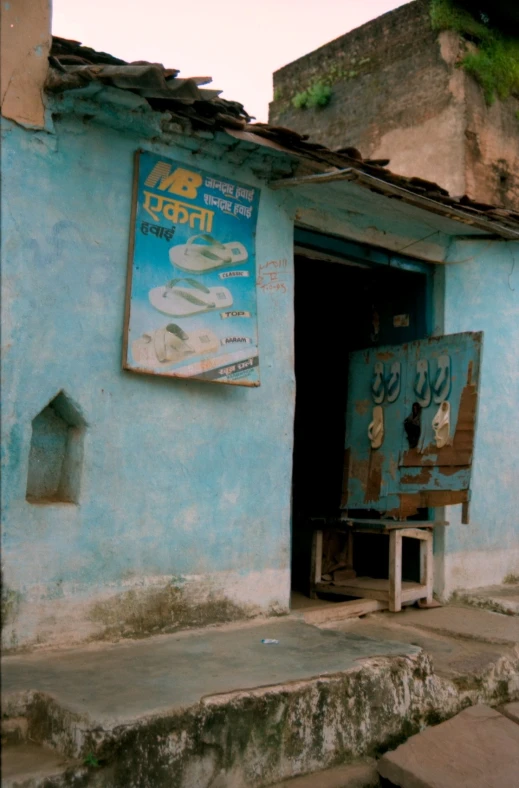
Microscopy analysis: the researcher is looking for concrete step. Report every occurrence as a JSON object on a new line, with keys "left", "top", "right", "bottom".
{"left": 1, "top": 742, "right": 81, "bottom": 788}
{"left": 454, "top": 583, "right": 519, "bottom": 616}
{"left": 2, "top": 616, "right": 518, "bottom": 787}
{"left": 268, "top": 759, "right": 379, "bottom": 787}
{"left": 382, "top": 605, "right": 519, "bottom": 646}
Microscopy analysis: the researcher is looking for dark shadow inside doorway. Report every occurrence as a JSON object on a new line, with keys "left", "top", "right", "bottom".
{"left": 291, "top": 251, "right": 429, "bottom": 597}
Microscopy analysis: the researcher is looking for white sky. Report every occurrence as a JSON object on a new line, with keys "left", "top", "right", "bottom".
{"left": 52, "top": 0, "right": 408, "bottom": 122}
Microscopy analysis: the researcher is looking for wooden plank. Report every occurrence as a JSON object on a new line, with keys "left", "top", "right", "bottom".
{"left": 330, "top": 577, "right": 420, "bottom": 591}
{"left": 301, "top": 598, "right": 387, "bottom": 625}
{"left": 340, "top": 518, "right": 448, "bottom": 529}
{"left": 400, "top": 528, "right": 433, "bottom": 541}
{"left": 310, "top": 530, "right": 323, "bottom": 598}
{"left": 316, "top": 578, "right": 428, "bottom": 604}
{"left": 389, "top": 531, "right": 403, "bottom": 613}
{"left": 401, "top": 584, "right": 429, "bottom": 603}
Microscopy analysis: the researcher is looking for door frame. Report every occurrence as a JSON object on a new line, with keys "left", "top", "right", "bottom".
{"left": 294, "top": 226, "right": 436, "bottom": 336}
{"left": 291, "top": 227, "right": 440, "bottom": 600}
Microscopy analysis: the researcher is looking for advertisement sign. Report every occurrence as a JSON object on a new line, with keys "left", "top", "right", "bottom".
{"left": 123, "top": 151, "right": 261, "bottom": 385}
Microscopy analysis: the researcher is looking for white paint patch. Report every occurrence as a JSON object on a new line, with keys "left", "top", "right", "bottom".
{"left": 3, "top": 568, "right": 291, "bottom": 651}
{"left": 441, "top": 548, "right": 519, "bottom": 598}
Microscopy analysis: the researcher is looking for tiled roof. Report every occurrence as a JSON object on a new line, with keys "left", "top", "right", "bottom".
{"left": 46, "top": 36, "right": 519, "bottom": 240}
{"left": 47, "top": 36, "right": 252, "bottom": 129}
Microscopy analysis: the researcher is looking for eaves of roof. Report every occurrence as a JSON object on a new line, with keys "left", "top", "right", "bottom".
{"left": 46, "top": 36, "right": 519, "bottom": 242}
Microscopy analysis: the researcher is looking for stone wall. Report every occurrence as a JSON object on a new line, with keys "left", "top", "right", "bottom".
{"left": 270, "top": 0, "right": 519, "bottom": 209}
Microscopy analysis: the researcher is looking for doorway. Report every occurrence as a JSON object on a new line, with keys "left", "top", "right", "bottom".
{"left": 291, "top": 236, "right": 431, "bottom": 600}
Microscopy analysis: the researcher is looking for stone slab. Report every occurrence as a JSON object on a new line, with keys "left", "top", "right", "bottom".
{"left": 270, "top": 760, "right": 379, "bottom": 788}
{"left": 393, "top": 605, "right": 519, "bottom": 645}
{"left": 1, "top": 618, "right": 417, "bottom": 726}
{"left": 499, "top": 701, "right": 519, "bottom": 725}
{"left": 378, "top": 704, "right": 519, "bottom": 788}
{"left": 323, "top": 616, "right": 508, "bottom": 681}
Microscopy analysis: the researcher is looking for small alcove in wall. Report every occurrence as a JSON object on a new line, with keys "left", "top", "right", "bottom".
{"left": 26, "top": 391, "right": 86, "bottom": 504}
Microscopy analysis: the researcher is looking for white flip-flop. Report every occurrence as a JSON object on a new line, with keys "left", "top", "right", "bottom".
{"left": 149, "top": 278, "right": 233, "bottom": 317}
{"left": 386, "top": 361, "right": 401, "bottom": 403}
{"left": 368, "top": 405, "right": 384, "bottom": 449}
{"left": 132, "top": 323, "right": 219, "bottom": 368}
{"left": 433, "top": 354, "right": 451, "bottom": 403}
{"left": 372, "top": 362, "right": 385, "bottom": 404}
{"left": 432, "top": 401, "right": 451, "bottom": 448}
{"left": 414, "top": 359, "right": 431, "bottom": 408}
{"left": 169, "top": 234, "right": 248, "bottom": 273}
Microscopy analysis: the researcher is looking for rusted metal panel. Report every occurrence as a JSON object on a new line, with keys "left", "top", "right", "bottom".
{"left": 343, "top": 332, "right": 482, "bottom": 518}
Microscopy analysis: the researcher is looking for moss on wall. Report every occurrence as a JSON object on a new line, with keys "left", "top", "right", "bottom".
{"left": 275, "top": 58, "right": 371, "bottom": 112}
{"left": 430, "top": 0, "right": 519, "bottom": 104}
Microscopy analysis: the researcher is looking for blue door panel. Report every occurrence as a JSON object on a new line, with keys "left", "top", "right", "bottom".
{"left": 343, "top": 332, "right": 482, "bottom": 518}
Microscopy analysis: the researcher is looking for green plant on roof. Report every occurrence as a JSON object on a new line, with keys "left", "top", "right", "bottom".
{"left": 292, "top": 81, "right": 332, "bottom": 110}
{"left": 430, "top": 0, "right": 519, "bottom": 104}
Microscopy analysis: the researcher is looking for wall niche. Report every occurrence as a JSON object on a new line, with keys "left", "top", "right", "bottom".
{"left": 26, "top": 391, "right": 86, "bottom": 504}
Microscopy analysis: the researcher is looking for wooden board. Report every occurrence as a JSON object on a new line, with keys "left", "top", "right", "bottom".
{"left": 317, "top": 577, "right": 429, "bottom": 604}
{"left": 301, "top": 598, "right": 387, "bottom": 625}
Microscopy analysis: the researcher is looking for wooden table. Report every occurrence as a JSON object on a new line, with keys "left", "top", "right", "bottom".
{"left": 310, "top": 518, "right": 447, "bottom": 613}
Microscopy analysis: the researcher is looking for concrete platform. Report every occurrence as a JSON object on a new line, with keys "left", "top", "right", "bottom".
{"left": 2, "top": 617, "right": 425, "bottom": 787}
{"left": 2, "top": 618, "right": 417, "bottom": 726}
{"left": 378, "top": 704, "right": 519, "bottom": 788}
{"left": 2, "top": 610, "right": 519, "bottom": 787}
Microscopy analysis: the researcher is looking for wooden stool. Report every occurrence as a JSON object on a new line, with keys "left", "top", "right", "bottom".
{"left": 310, "top": 518, "right": 446, "bottom": 613}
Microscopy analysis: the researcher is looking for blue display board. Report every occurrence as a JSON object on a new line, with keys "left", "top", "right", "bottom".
{"left": 123, "top": 151, "right": 261, "bottom": 386}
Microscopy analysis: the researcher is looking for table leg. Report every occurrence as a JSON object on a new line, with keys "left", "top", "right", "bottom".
{"left": 389, "top": 530, "right": 402, "bottom": 612}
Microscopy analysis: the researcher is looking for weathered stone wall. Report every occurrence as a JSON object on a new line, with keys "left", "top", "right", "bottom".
{"left": 464, "top": 77, "right": 519, "bottom": 211}
{"left": 270, "top": 0, "right": 519, "bottom": 209}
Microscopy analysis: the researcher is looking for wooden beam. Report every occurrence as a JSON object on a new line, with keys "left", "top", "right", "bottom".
{"left": 269, "top": 168, "right": 355, "bottom": 190}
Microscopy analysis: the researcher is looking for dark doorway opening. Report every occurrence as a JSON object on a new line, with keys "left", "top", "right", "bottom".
{"left": 291, "top": 247, "right": 430, "bottom": 598}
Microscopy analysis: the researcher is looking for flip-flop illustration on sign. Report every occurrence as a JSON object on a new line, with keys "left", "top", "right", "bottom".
{"left": 149, "top": 277, "right": 233, "bottom": 317}
{"left": 132, "top": 323, "right": 219, "bottom": 368}
{"left": 169, "top": 234, "right": 248, "bottom": 273}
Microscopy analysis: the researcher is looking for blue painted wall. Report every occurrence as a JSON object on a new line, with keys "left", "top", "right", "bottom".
{"left": 1, "top": 111, "right": 296, "bottom": 647}
{"left": 438, "top": 239, "right": 519, "bottom": 591}
{"left": 2, "top": 97, "right": 518, "bottom": 646}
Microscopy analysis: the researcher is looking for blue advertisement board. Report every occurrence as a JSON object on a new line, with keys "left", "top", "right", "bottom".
{"left": 123, "top": 151, "right": 261, "bottom": 386}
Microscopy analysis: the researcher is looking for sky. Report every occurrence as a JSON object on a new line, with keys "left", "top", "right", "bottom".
{"left": 52, "top": 0, "right": 408, "bottom": 122}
